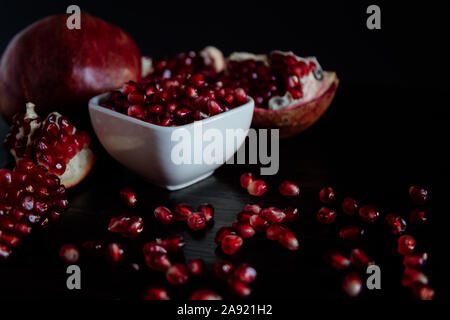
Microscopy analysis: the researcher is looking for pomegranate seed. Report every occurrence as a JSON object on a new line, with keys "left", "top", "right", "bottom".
{"left": 359, "top": 204, "right": 379, "bottom": 223}
{"left": 187, "top": 212, "right": 207, "bottom": 231}
{"left": 319, "top": 187, "right": 335, "bottom": 204}
{"left": 173, "top": 203, "right": 194, "bottom": 221}
{"left": 398, "top": 235, "right": 416, "bottom": 255}
{"left": 234, "top": 223, "right": 256, "bottom": 239}
{"left": 403, "top": 253, "right": 428, "bottom": 269}
{"left": 221, "top": 234, "right": 243, "bottom": 255}
{"left": 410, "top": 209, "right": 427, "bottom": 225}
{"left": 243, "top": 203, "right": 261, "bottom": 215}
{"left": 197, "top": 203, "right": 214, "bottom": 223}
{"left": 240, "top": 173, "right": 254, "bottom": 188}
{"left": 142, "top": 286, "right": 170, "bottom": 300}
{"left": 142, "top": 242, "right": 168, "bottom": 256}
{"left": 339, "top": 225, "right": 365, "bottom": 240}
{"left": 105, "top": 242, "right": 124, "bottom": 265}
{"left": 166, "top": 264, "right": 189, "bottom": 285}
{"left": 342, "top": 197, "right": 358, "bottom": 215}
{"left": 385, "top": 214, "right": 407, "bottom": 235}
{"left": 342, "top": 272, "right": 363, "bottom": 297}
{"left": 411, "top": 284, "right": 434, "bottom": 300}
{"left": 156, "top": 235, "right": 185, "bottom": 252}
{"left": 187, "top": 259, "right": 205, "bottom": 276}
{"left": 284, "top": 206, "right": 299, "bottom": 222}
{"left": 249, "top": 214, "right": 270, "bottom": 232}
{"left": 154, "top": 206, "right": 174, "bottom": 225}
{"left": 409, "top": 185, "right": 429, "bottom": 205}
{"left": 350, "top": 248, "right": 372, "bottom": 269}
{"left": 108, "top": 215, "right": 144, "bottom": 238}
{"left": 228, "top": 278, "right": 251, "bottom": 298}
{"left": 190, "top": 289, "right": 222, "bottom": 300}
{"left": 119, "top": 188, "right": 137, "bottom": 207}
{"left": 278, "top": 180, "right": 300, "bottom": 196}
{"left": 247, "top": 180, "right": 267, "bottom": 196}
{"left": 237, "top": 211, "right": 252, "bottom": 224}
{"left": 234, "top": 88, "right": 248, "bottom": 103}
{"left": 82, "top": 240, "right": 104, "bottom": 257}
{"left": 266, "top": 224, "right": 286, "bottom": 240}
{"left": 260, "top": 206, "right": 286, "bottom": 223}
{"left": 145, "top": 253, "right": 171, "bottom": 271}
{"left": 214, "top": 260, "right": 235, "bottom": 280}
{"left": 317, "top": 207, "right": 337, "bottom": 224}
{"left": 402, "top": 268, "right": 428, "bottom": 288}
{"left": 59, "top": 244, "right": 80, "bottom": 264}
{"left": 278, "top": 231, "right": 299, "bottom": 251}
{"left": 326, "top": 252, "right": 351, "bottom": 270}
{"left": 234, "top": 264, "right": 257, "bottom": 284}
{"left": 215, "top": 227, "right": 236, "bottom": 245}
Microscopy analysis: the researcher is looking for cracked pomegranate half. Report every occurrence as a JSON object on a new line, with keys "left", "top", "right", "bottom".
{"left": 4, "top": 103, "right": 94, "bottom": 188}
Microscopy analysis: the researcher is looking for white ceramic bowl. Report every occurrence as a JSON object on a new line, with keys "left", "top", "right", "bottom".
{"left": 89, "top": 93, "right": 254, "bottom": 190}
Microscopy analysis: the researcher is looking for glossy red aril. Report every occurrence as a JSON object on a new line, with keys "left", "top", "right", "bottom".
{"left": 339, "top": 225, "right": 365, "bottom": 240}
{"left": 278, "top": 231, "right": 299, "bottom": 251}
{"left": 279, "top": 180, "right": 300, "bottom": 196}
{"left": 249, "top": 214, "right": 270, "bottom": 232}
{"left": 247, "top": 180, "right": 267, "bottom": 196}
{"left": 105, "top": 242, "right": 124, "bottom": 265}
{"left": 142, "top": 242, "right": 168, "bottom": 256}
{"left": 243, "top": 203, "right": 262, "bottom": 215}
{"left": 350, "top": 248, "right": 372, "bottom": 269}
{"left": 59, "top": 244, "right": 80, "bottom": 264}
{"left": 260, "top": 206, "right": 286, "bottom": 223}
{"left": 342, "top": 197, "right": 358, "bottom": 215}
{"left": 197, "top": 203, "right": 214, "bottom": 223}
{"left": 385, "top": 214, "right": 407, "bottom": 235}
{"left": 221, "top": 234, "right": 243, "bottom": 255}
{"left": 142, "top": 286, "right": 170, "bottom": 300}
{"left": 145, "top": 252, "right": 171, "bottom": 272}
{"left": 402, "top": 268, "right": 428, "bottom": 288}
{"left": 215, "top": 227, "right": 236, "bottom": 245}
{"left": 319, "top": 187, "right": 335, "bottom": 204}
{"left": 228, "top": 278, "right": 251, "bottom": 298}
{"left": 154, "top": 206, "right": 174, "bottom": 225}
{"left": 284, "top": 207, "right": 299, "bottom": 222}
{"left": 359, "top": 204, "right": 379, "bottom": 223}
{"left": 326, "top": 252, "right": 351, "bottom": 270}
{"left": 108, "top": 215, "right": 144, "bottom": 238}
{"left": 240, "top": 173, "right": 254, "bottom": 188}
{"left": 120, "top": 188, "right": 137, "bottom": 207}
{"left": 214, "top": 260, "right": 235, "bottom": 280}
{"left": 190, "top": 289, "right": 222, "bottom": 300}
{"left": 187, "top": 212, "right": 207, "bottom": 231}
{"left": 173, "top": 203, "right": 194, "bottom": 221}
{"left": 397, "top": 235, "right": 416, "bottom": 256}
{"left": 187, "top": 259, "right": 205, "bottom": 276}
{"left": 82, "top": 240, "right": 104, "bottom": 257}
{"left": 317, "top": 207, "right": 337, "bottom": 224}
{"left": 234, "top": 223, "right": 256, "bottom": 239}
{"left": 342, "top": 272, "right": 362, "bottom": 297}
{"left": 403, "top": 253, "right": 428, "bottom": 269}
{"left": 409, "top": 186, "right": 429, "bottom": 205}
{"left": 234, "top": 264, "right": 257, "bottom": 284}
{"left": 166, "top": 264, "right": 189, "bottom": 285}
{"left": 410, "top": 209, "right": 427, "bottom": 225}
{"left": 266, "top": 224, "right": 286, "bottom": 240}
{"left": 411, "top": 284, "right": 434, "bottom": 300}
{"left": 156, "top": 235, "right": 185, "bottom": 252}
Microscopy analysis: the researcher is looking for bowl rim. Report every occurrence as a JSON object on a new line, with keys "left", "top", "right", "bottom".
{"left": 89, "top": 92, "right": 254, "bottom": 132}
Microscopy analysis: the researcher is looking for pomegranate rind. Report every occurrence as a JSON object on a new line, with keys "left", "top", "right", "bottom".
{"left": 57, "top": 148, "right": 95, "bottom": 188}
{"left": 252, "top": 71, "right": 339, "bottom": 138}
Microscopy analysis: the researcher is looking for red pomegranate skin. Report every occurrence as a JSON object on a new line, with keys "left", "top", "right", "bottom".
{"left": 0, "top": 14, "right": 141, "bottom": 120}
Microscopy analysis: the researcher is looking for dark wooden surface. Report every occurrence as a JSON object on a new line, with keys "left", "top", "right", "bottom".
{"left": 0, "top": 83, "right": 448, "bottom": 300}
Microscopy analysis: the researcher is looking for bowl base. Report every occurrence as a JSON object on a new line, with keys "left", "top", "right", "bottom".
{"left": 164, "top": 171, "right": 215, "bottom": 191}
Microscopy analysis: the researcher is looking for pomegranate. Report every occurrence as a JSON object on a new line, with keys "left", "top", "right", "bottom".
{"left": 189, "top": 289, "right": 222, "bottom": 300}
{"left": 214, "top": 260, "right": 235, "bottom": 280}
{"left": 358, "top": 204, "right": 380, "bottom": 223}
{"left": 339, "top": 225, "right": 365, "bottom": 240}
{"left": 215, "top": 227, "right": 236, "bottom": 245}
{"left": 266, "top": 224, "right": 286, "bottom": 240}
{"left": 166, "top": 264, "right": 189, "bottom": 285}
{"left": 409, "top": 186, "right": 429, "bottom": 205}
{"left": 249, "top": 214, "right": 270, "bottom": 232}
{"left": 342, "top": 197, "right": 358, "bottom": 215}
{"left": 278, "top": 231, "right": 300, "bottom": 251}
{"left": 0, "top": 14, "right": 141, "bottom": 120}
{"left": 385, "top": 214, "right": 407, "bottom": 235}
{"left": 119, "top": 188, "right": 137, "bottom": 207}
{"left": 187, "top": 259, "right": 205, "bottom": 276}
{"left": 4, "top": 103, "right": 94, "bottom": 188}
{"left": 173, "top": 203, "right": 194, "bottom": 221}
{"left": 350, "top": 248, "right": 373, "bottom": 269}
{"left": 317, "top": 207, "right": 337, "bottom": 224}
{"left": 197, "top": 203, "right": 214, "bottom": 223}
{"left": 247, "top": 179, "right": 268, "bottom": 197}
{"left": 278, "top": 180, "right": 300, "bottom": 196}
{"left": 154, "top": 206, "right": 174, "bottom": 225}
{"left": 403, "top": 253, "right": 428, "bottom": 269}
{"left": 59, "top": 244, "right": 80, "bottom": 264}
{"left": 228, "top": 278, "right": 252, "bottom": 298}
{"left": 325, "top": 252, "right": 351, "bottom": 270}
{"left": 319, "top": 187, "right": 335, "bottom": 204}
{"left": 260, "top": 206, "right": 286, "bottom": 223}
{"left": 234, "top": 222, "right": 256, "bottom": 239}
{"left": 108, "top": 215, "right": 144, "bottom": 238}
{"left": 284, "top": 207, "right": 299, "bottom": 222}
{"left": 243, "top": 203, "right": 262, "bottom": 215}
{"left": 142, "top": 286, "right": 170, "bottom": 300}
{"left": 234, "top": 264, "right": 257, "bottom": 284}
{"left": 187, "top": 212, "right": 207, "bottom": 231}
{"left": 342, "top": 272, "right": 363, "bottom": 297}
{"left": 105, "top": 242, "right": 124, "bottom": 265}
{"left": 0, "top": 159, "right": 68, "bottom": 259}
{"left": 398, "top": 235, "right": 416, "bottom": 256}
{"left": 240, "top": 173, "right": 254, "bottom": 189}
{"left": 221, "top": 234, "right": 243, "bottom": 255}
{"left": 156, "top": 235, "right": 186, "bottom": 252}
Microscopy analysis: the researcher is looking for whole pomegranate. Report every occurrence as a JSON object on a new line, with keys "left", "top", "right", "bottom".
{"left": 0, "top": 14, "right": 141, "bottom": 120}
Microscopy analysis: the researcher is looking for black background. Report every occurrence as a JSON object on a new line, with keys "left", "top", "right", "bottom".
{"left": 0, "top": 0, "right": 449, "bottom": 301}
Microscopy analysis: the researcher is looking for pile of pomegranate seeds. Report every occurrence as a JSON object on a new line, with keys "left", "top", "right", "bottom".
{"left": 59, "top": 244, "right": 80, "bottom": 264}
{"left": 108, "top": 214, "right": 144, "bottom": 238}
{"left": 239, "top": 172, "right": 267, "bottom": 197}
{"left": 214, "top": 260, "right": 257, "bottom": 298}
{"left": 0, "top": 158, "right": 68, "bottom": 260}
{"left": 153, "top": 203, "right": 214, "bottom": 231}
{"left": 119, "top": 188, "right": 137, "bottom": 207}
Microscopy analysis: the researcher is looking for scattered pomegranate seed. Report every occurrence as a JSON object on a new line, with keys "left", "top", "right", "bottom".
{"left": 234, "top": 264, "right": 257, "bottom": 284}
{"left": 410, "top": 284, "right": 434, "bottom": 300}
{"left": 108, "top": 215, "right": 144, "bottom": 238}
{"left": 342, "top": 197, "right": 358, "bottom": 215}
{"left": 189, "top": 289, "right": 222, "bottom": 300}
{"left": 278, "top": 180, "right": 300, "bottom": 196}
{"left": 156, "top": 235, "right": 185, "bottom": 252}
{"left": 319, "top": 187, "right": 335, "bottom": 204}
{"left": 249, "top": 214, "right": 270, "bottom": 232}
{"left": 228, "top": 278, "right": 251, "bottom": 298}
{"left": 221, "top": 234, "right": 243, "bottom": 255}
{"left": 398, "top": 235, "right": 416, "bottom": 256}
{"left": 82, "top": 240, "right": 104, "bottom": 257}
{"left": 278, "top": 231, "right": 299, "bottom": 251}
{"left": 166, "top": 264, "right": 189, "bottom": 285}
{"left": 384, "top": 214, "right": 407, "bottom": 235}
{"left": 339, "top": 225, "right": 365, "bottom": 240}
{"left": 119, "top": 188, "right": 137, "bottom": 207}
{"left": 187, "top": 259, "right": 205, "bottom": 276}
{"left": 359, "top": 204, "right": 380, "bottom": 223}
{"left": 402, "top": 268, "right": 428, "bottom": 288}
{"left": 105, "top": 242, "right": 124, "bottom": 265}
{"left": 154, "top": 206, "right": 174, "bottom": 225}
{"left": 350, "top": 248, "right": 372, "bottom": 269}
{"left": 234, "top": 223, "right": 256, "bottom": 239}
{"left": 215, "top": 227, "right": 236, "bottom": 245}
{"left": 143, "top": 242, "right": 167, "bottom": 256}
{"left": 142, "top": 286, "right": 170, "bottom": 300}
{"left": 243, "top": 203, "right": 261, "bottom": 215}
{"left": 326, "top": 252, "right": 351, "bottom": 270}
{"left": 403, "top": 253, "right": 428, "bottom": 269}
{"left": 260, "top": 206, "right": 286, "bottom": 223}
{"left": 187, "top": 212, "right": 207, "bottom": 231}
{"left": 266, "top": 224, "right": 286, "bottom": 240}
{"left": 145, "top": 252, "right": 171, "bottom": 271}
{"left": 214, "top": 260, "right": 235, "bottom": 280}
{"left": 409, "top": 185, "right": 429, "bottom": 205}
{"left": 342, "top": 272, "right": 363, "bottom": 297}
{"left": 410, "top": 209, "right": 427, "bottom": 225}
{"left": 284, "top": 207, "right": 299, "bottom": 222}
{"left": 197, "top": 203, "right": 214, "bottom": 223}
{"left": 59, "top": 244, "right": 80, "bottom": 264}
{"left": 247, "top": 180, "right": 267, "bottom": 196}
{"left": 317, "top": 207, "right": 337, "bottom": 224}
{"left": 173, "top": 203, "right": 194, "bottom": 221}
{"left": 240, "top": 173, "right": 254, "bottom": 188}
